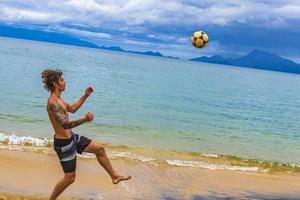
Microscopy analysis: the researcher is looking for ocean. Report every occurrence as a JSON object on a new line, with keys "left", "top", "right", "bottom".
{"left": 0, "top": 36, "right": 300, "bottom": 172}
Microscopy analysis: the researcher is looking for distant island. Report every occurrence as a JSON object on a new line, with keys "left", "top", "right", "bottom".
{"left": 0, "top": 25, "right": 179, "bottom": 59}
{"left": 190, "top": 49, "right": 300, "bottom": 74}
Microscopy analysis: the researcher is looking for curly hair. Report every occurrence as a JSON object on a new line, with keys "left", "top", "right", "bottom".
{"left": 41, "top": 69, "right": 64, "bottom": 92}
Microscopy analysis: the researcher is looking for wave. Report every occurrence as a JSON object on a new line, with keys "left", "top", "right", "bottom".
{"left": 0, "top": 133, "right": 52, "bottom": 147}
{"left": 0, "top": 133, "right": 299, "bottom": 173}
{"left": 166, "top": 160, "right": 258, "bottom": 172}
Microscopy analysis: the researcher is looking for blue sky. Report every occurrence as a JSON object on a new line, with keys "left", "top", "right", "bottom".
{"left": 0, "top": 0, "right": 299, "bottom": 61}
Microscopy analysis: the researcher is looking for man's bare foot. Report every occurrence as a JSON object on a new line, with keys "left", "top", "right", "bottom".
{"left": 112, "top": 175, "right": 132, "bottom": 184}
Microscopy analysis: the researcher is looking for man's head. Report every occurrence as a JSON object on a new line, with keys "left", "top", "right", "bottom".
{"left": 41, "top": 69, "right": 66, "bottom": 92}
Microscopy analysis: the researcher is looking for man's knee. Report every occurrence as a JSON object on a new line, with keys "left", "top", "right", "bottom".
{"left": 95, "top": 146, "right": 105, "bottom": 156}
{"left": 64, "top": 173, "right": 76, "bottom": 184}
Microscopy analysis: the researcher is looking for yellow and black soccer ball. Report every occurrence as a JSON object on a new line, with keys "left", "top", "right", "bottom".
{"left": 191, "top": 31, "right": 209, "bottom": 48}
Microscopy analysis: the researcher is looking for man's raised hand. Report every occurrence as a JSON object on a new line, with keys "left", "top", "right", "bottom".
{"left": 85, "top": 86, "right": 94, "bottom": 97}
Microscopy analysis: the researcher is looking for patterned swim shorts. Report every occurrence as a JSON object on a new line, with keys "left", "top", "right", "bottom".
{"left": 54, "top": 132, "right": 92, "bottom": 173}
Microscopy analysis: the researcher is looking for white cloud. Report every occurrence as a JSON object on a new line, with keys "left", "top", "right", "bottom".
{"left": 1, "top": 0, "right": 299, "bottom": 29}
{"left": 124, "top": 39, "right": 155, "bottom": 46}
{"left": 53, "top": 27, "right": 112, "bottom": 39}
{"left": 274, "top": 4, "right": 300, "bottom": 19}
{"left": 0, "top": 5, "right": 67, "bottom": 23}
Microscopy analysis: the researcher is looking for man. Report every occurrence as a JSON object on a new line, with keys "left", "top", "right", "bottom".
{"left": 41, "top": 69, "right": 131, "bottom": 200}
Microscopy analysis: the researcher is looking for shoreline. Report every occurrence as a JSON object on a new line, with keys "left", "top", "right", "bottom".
{"left": 0, "top": 132, "right": 300, "bottom": 174}
{"left": 0, "top": 149, "right": 299, "bottom": 199}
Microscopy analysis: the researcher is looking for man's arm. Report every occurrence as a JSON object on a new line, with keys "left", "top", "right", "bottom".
{"left": 67, "top": 86, "right": 93, "bottom": 113}
{"left": 49, "top": 102, "right": 88, "bottom": 129}
{"left": 66, "top": 94, "right": 88, "bottom": 113}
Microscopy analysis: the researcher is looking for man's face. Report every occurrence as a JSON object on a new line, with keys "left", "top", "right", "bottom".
{"left": 55, "top": 76, "right": 66, "bottom": 92}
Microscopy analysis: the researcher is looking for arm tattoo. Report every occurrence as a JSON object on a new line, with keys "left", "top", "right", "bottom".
{"left": 49, "top": 102, "right": 85, "bottom": 129}
{"left": 62, "top": 120, "right": 85, "bottom": 129}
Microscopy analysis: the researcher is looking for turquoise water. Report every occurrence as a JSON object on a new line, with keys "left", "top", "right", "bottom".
{"left": 0, "top": 36, "right": 300, "bottom": 164}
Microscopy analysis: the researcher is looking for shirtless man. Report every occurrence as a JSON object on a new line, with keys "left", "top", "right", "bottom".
{"left": 41, "top": 69, "right": 131, "bottom": 200}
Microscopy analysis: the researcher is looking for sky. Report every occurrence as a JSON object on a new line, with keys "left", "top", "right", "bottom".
{"left": 0, "top": 0, "right": 300, "bottom": 61}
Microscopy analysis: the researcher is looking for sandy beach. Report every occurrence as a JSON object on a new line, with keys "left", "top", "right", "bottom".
{"left": 0, "top": 148, "right": 299, "bottom": 200}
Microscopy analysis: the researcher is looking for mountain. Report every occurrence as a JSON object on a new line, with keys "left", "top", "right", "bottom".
{"left": 128, "top": 50, "right": 164, "bottom": 57}
{"left": 0, "top": 25, "right": 99, "bottom": 48}
{"left": 190, "top": 49, "right": 300, "bottom": 74}
{"left": 98, "top": 46, "right": 124, "bottom": 52}
{"left": 0, "top": 25, "right": 177, "bottom": 59}
{"left": 193, "top": 55, "right": 231, "bottom": 65}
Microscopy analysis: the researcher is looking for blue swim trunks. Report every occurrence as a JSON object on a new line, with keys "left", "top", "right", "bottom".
{"left": 53, "top": 133, "right": 92, "bottom": 173}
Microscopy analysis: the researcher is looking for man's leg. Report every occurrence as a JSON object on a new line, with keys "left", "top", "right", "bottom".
{"left": 83, "top": 141, "right": 131, "bottom": 184}
{"left": 49, "top": 172, "right": 76, "bottom": 200}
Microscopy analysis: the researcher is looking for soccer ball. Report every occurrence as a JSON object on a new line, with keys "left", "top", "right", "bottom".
{"left": 191, "top": 31, "right": 209, "bottom": 48}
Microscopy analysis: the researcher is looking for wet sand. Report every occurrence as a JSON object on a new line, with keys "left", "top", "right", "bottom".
{"left": 0, "top": 149, "right": 299, "bottom": 199}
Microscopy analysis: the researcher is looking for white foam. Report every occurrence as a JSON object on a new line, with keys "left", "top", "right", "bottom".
{"left": 289, "top": 163, "right": 300, "bottom": 168}
{"left": 78, "top": 151, "right": 156, "bottom": 163}
{"left": 109, "top": 151, "right": 156, "bottom": 162}
{"left": 201, "top": 153, "right": 219, "bottom": 158}
{"left": 166, "top": 159, "right": 259, "bottom": 172}
{"left": 78, "top": 153, "right": 95, "bottom": 159}
{"left": 0, "top": 132, "right": 52, "bottom": 147}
